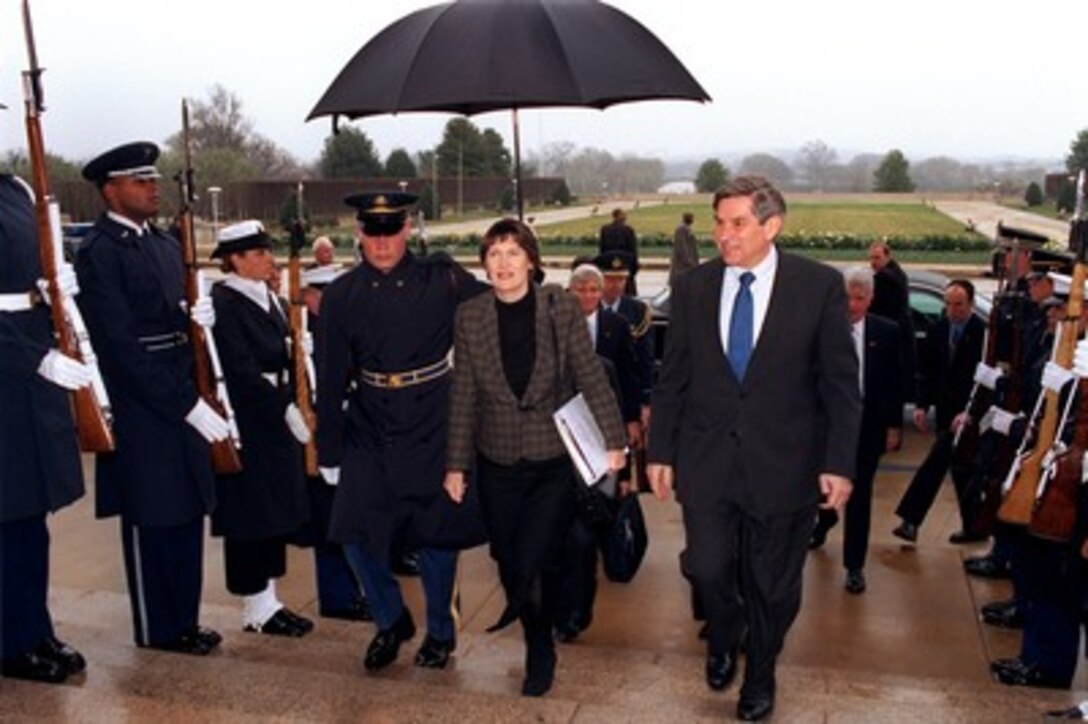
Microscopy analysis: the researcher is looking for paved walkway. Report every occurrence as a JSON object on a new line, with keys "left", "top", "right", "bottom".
{"left": 933, "top": 200, "right": 1069, "bottom": 243}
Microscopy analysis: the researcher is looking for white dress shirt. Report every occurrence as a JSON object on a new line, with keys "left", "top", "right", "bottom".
{"left": 585, "top": 308, "right": 599, "bottom": 347}
{"left": 719, "top": 247, "right": 778, "bottom": 359}
{"left": 853, "top": 318, "right": 865, "bottom": 397}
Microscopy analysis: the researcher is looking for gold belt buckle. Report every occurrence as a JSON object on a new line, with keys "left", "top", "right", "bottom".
{"left": 387, "top": 373, "right": 404, "bottom": 388}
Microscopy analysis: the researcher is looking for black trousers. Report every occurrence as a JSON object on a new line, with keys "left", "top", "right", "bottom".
{"left": 476, "top": 454, "right": 575, "bottom": 632}
{"left": 815, "top": 442, "right": 882, "bottom": 571}
{"left": 1018, "top": 534, "right": 1084, "bottom": 686}
{"left": 121, "top": 516, "right": 204, "bottom": 647}
{"left": 223, "top": 536, "right": 287, "bottom": 596}
{"left": 0, "top": 515, "right": 53, "bottom": 659}
{"left": 895, "top": 430, "right": 972, "bottom": 530}
{"left": 682, "top": 499, "right": 814, "bottom": 699}
{"left": 549, "top": 515, "right": 598, "bottom": 630}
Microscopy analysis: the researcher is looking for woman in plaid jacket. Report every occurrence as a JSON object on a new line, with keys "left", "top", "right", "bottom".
{"left": 444, "top": 218, "right": 625, "bottom": 698}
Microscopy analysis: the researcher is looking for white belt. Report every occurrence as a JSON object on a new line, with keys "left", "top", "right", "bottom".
{"left": 0, "top": 291, "right": 38, "bottom": 313}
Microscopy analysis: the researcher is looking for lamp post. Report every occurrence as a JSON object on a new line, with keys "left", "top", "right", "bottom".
{"left": 208, "top": 186, "right": 222, "bottom": 241}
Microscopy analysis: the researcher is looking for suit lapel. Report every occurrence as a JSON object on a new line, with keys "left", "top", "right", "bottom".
{"left": 522, "top": 286, "right": 557, "bottom": 406}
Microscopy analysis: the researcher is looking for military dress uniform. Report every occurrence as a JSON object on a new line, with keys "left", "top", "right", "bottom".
{"left": 74, "top": 143, "right": 217, "bottom": 652}
{"left": 208, "top": 221, "right": 312, "bottom": 635}
{"left": 0, "top": 174, "right": 86, "bottom": 682}
{"left": 316, "top": 192, "right": 487, "bottom": 668}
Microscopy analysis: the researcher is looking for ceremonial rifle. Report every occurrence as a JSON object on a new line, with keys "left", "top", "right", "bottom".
{"left": 999, "top": 174, "right": 1087, "bottom": 525}
{"left": 176, "top": 99, "right": 243, "bottom": 474}
{"left": 287, "top": 183, "right": 318, "bottom": 476}
{"left": 21, "top": 0, "right": 114, "bottom": 452}
{"left": 1028, "top": 169, "right": 1088, "bottom": 542}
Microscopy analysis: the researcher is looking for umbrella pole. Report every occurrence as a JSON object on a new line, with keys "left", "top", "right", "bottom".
{"left": 512, "top": 108, "right": 523, "bottom": 221}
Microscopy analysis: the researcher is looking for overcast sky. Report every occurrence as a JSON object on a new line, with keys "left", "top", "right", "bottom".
{"left": 1, "top": 0, "right": 1084, "bottom": 171}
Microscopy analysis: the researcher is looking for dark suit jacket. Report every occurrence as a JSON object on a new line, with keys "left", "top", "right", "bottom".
{"left": 916, "top": 313, "right": 985, "bottom": 431}
{"left": 858, "top": 314, "right": 905, "bottom": 460}
{"left": 447, "top": 284, "right": 625, "bottom": 470}
{"left": 594, "top": 308, "right": 640, "bottom": 423}
{"left": 647, "top": 250, "right": 861, "bottom": 515}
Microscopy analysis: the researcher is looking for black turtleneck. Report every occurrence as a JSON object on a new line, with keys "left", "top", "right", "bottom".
{"left": 496, "top": 291, "right": 536, "bottom": 400}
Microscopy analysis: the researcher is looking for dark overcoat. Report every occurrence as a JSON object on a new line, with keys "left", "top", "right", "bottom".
{"left": 316, "top": 251, "right": 486, "bottom": 557}
{"left": 210, "top": 283, "right": 308, "bottom": 540}
{"left": 0, "top": 175, "right": 83, "bottom": 522}
{"left": 74, "top": 214, "right": 215, "bottom": 525}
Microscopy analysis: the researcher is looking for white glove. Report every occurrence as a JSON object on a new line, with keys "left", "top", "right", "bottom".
{"left": 284, "top": 403, "right": 312, "bottom": 444}
{"left": 319, "top": 466, "right": 340, "bottom": 486}
{"left": 186, "top": 398, "right": 230, "bottom": 443}
{"left": 190, "top": 296, "right": 216, "bottom": 329}
{"left": 1042, "top": 361, "right": 1075, "bottom": 394}
{"left": 36, "top": 262, "right": 80, "bottom": 304}
{"left": 37, "top": 350, "right": 93, "bottom": 390}
{"left": 973, "top": 362, "right": 1003, "bottom": 391}
{"left": 1074, "top": 339, "right": 1088, "bottom": 377}
{"left": 301, "top": 331, "right": 314, "bottom": 357}
{"left": 989, "top": 407, "right": 1022, "bottom": 436}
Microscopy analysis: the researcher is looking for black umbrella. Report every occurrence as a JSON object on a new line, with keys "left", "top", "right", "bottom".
{"left": 308, "top": 0, "right": 710, "bottom": 219}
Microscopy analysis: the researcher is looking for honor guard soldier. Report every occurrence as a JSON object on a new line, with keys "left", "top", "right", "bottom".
{"left": 74, "top": 142, "right": 225, "bottom": 655}
{"left": 0, "top": 172, "right": 89, "bottom": 683}
{"left": 315, "top": 191, "right": 487, "bottom": 671}
{"left": 208, "top": 221, "right": 314, "bottom": 636}
{"left": 595, "top": 251, "right": 655, "bottom": 483}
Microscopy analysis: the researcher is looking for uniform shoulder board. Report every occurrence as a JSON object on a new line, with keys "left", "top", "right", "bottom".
{"left": 631, "top": 299, "right": 653, "bottom": 339}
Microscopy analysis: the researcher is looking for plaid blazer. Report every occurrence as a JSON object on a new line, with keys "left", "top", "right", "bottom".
{"left": 446, "top": 284, "right": 625, "bottom": 469}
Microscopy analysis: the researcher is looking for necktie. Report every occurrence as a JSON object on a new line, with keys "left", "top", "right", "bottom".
{"left": 728, "top": 271, "right": 755, "bottom": 380}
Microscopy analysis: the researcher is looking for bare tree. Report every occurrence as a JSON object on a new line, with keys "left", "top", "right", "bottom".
{"left": 796, "top": 140, "right": 837, "bottom": 192}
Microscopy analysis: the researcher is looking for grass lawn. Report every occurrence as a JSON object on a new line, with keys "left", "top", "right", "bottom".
{"left": 538, "top": 200, "right": 976, "bottom": 240}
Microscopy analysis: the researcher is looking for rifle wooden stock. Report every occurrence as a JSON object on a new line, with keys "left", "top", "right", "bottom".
{"left": 22, "top": 11, "right": 114, "bottom": 453}
{"left": 177, "top": 100, "right": 241, "bottom": 474}
{"left": 288, "top": 260, "right": 319, "bottom": 476}
{"left": 1028, "top": 445, "right": 1081, "bottom": 543}
{"left": 179, "top": 216, "right": 243, "bottom": 475}
{"left": 998, "top": 262, "right": 1087, "bottom": 524}
{"left": 287, "top": 183, "right": 318, "bottom": 476}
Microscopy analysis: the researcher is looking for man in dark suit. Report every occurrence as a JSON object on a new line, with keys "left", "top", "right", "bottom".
{"left": 809, "top": 267, "right": 904, "bottom": 595}
{"left": 552, "top": 263, "right": 642, "bottom": 641}
{"left": 1, "top": 172, "right": 90, "bottom": 683}
{"left": 892, "top": 279, "right": 985, "bottom": 542}
{"left": 75, "top": 142, "right": 225, "bottom": 655}
{"left": 599, "top": 208, "right": 639, "bottom": 295}
{"left": 868, "top": 241, "right": 916, "bottom": 402}
{"left": 647, "top": 176, "right": 861, "bottom": 721}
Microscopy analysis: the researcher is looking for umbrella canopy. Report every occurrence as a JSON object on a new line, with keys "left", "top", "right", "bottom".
{"left": 308, "top": 0, "right": 710, "bottom": 218}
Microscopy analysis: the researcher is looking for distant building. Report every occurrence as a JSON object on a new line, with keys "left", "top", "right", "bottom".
{"left": 658, "top": 181, "right": 696, "bottom": 194}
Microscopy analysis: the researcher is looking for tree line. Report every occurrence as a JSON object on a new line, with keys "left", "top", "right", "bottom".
{"left": 5, "top": 84, "right": 1087, "bottom": 211}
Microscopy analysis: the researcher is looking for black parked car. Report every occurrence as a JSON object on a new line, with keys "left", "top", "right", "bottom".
{"left": 646, "top": 268, "right": 991, "bottom": 373}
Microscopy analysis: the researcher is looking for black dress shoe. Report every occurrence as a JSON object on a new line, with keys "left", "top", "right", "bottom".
{"left": 705, "top": 648, "right": 738, "bottom": 691}
{"left": 36, "top": 635, "right": 86, "bottom": 676}
{"left": 554, "top": 617, "right": 582, "bottom": 644}
{"left": 1, "top": 651, "right": 68, "bottom": 683}
{"left": 521, "top": 644, "right": 557, "bottom": 697}
{"left": 364, "top": 608, "right": 416, "bottom": 671}
{"left": 980, "top": 599, "right": 1023, "bottom": 629}
{"left": 414, "top": 634, "right": 456, "bottom": 668}
{"left": 990, "top": 657, "right": 1071, "bottom": 689}
{"left": 190, "top": 626, "right": 222, "bottom": 649}
{"left": 964, "top": 554, "right": 1011, "bottom": 579}
{"left": 948, "top": 530, "right": 987, "bottom": 544}
{"left": 1046, "top": 704, "right": 1087, "bottom": 719}
{"left": 144, "top": 630, "right": 215, "bottom": 656}
{"left": 892, "top": 521, "right": 918, "bottom": 542}
{"left": 808, "top": 525, "right": 828, "bottom": 550}
{"left": 845, "top": 569, "right": 866, "bottom": 595}
{"left": 737, "top": 694, "right": 775, "bottom": 721}
{"left": 277, "top": 608, "right": 314, "bottom": 634}
{"left": 320, "top": 598, "right": 373, "bottom": 622}
{"left": 244, "top": 608, "right": 309, "bottom": 637}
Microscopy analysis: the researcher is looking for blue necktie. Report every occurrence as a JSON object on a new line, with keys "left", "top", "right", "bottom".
{"left": 728, "top": 271, "right": 755, "bottom": 380}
